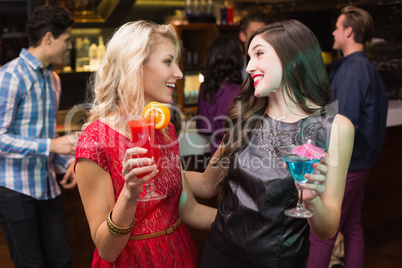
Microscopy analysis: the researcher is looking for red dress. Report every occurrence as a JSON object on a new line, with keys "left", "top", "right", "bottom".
{"left": 75, "top": 120, "right": 199, "bottom": 267}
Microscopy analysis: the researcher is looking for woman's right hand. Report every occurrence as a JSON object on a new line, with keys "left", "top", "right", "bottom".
{"left": 122, "top": 147, "right": 159, "bottom": 202}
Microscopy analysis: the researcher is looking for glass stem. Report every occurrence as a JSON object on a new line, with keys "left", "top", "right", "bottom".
{"left": 146, "top": 180, "right": 155, "bottom": 194}
{"left": 297, "top": 185, "right": 304, "bottom": 208}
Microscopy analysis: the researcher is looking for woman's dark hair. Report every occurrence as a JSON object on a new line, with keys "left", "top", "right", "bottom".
{"left": 201, "top": 35, "right": 244, "bottom": 103}
{"left": 216, "top": 20, "right": 332, "bottom": 200}
{"left": 26, "top": 5, "right": 74, "bottom": 47}
{"left": 239, "top": 13, "right": 269, "bottom": 34}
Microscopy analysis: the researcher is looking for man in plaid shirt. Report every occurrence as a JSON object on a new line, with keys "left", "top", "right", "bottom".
{"left": 0, "top": 5, "right": 76, "bottom": 267}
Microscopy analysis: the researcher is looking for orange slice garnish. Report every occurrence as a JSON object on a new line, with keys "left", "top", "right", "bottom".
{"left": 142, "top": 101, "right": 171, "bottom": 129}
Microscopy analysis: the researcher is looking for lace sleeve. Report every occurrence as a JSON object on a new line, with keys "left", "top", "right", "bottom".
{"left": 74, "top": 122, "right": 110, "bottom": 173}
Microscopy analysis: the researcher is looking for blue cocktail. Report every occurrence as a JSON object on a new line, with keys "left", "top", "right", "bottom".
{"left": 284, "top": 155, "right": 319, "bottom": 183}
{"left": 279, "top": 144, "right": 325, "bottom": 218}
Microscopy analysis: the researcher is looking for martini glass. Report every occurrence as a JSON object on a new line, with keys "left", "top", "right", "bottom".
{"left": 278, "top": 142, "right": 325, "bottom": 218}
{"left": 127, "top": 115, "right": 166, "bottom": 201}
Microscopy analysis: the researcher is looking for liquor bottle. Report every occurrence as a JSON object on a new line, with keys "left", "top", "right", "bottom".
{"left": 97, "top": 36, "right": 106, "bottom": 63}
{"left": 75, "top": 37, "right": 84, "bottom": 71}
{"left": 82, "top": 37, "right": 91, "bottom": 70}
{"left": 88, "top": 38, "right": 98, "bottom": 71}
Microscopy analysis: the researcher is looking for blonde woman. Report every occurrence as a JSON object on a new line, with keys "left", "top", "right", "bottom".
{"left": 75, "top": 21, "right": 216, "bottom": 267}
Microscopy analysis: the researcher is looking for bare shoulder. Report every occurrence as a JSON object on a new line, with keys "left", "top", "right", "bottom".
{"left": 333, "top": 114, "right": 354, "bottom": 139}
{"left": 76, "top": 157, "right": 106, "bottom": 172}
{"left": 76, "top": 158, "right": 109, "bottom": 184}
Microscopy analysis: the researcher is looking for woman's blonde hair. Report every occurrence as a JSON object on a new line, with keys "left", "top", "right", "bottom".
{"left": 84, "top": 20, "right": 181, "bottom": 128}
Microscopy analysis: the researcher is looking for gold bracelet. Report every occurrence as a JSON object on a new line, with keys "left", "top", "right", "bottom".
{"left": 106, "top": 210, "right": 135, "bottom": 237}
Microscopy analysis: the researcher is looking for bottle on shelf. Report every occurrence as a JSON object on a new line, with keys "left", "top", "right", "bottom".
{"left": 220, "top": 5, "right": 227, "bottom": 25}
{"left": 186, "top": 0, "right": 215, "bottom": 22}
{"left": 82, "top": 36, "right": 91, "bottom": 70}
{"left": 75, "top": 37, "right": 85, "bottom": 71}
{"left": 201, "top": 0, "right": 206, "bottom": 14}
{"left": 186, "top": 0, "right": 192, "bottom": 17}
{"left": 97, "top": 36, "right": 106, "bottom": 64}
{"left": 193, "top": 0, "right": 199, "bottom": 15}
{"left": 207, "top": 0, "right": 212, "bottom": 15}
{"left": 88, "top": 38, "right": 99, "bottom": 71}
{"left": 227, "top": 5, "right": 234, "bottom": 25}
{"left": 62, "top": 50, "right": 71, "bottom": 72}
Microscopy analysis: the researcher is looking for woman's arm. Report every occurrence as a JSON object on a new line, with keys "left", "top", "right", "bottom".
{"left": 76, "top": 147, "right": 157, "bottom": 262}
{"left": 179, "top": 167, "right": 217, "bottom": 230}
{"left": 185, "top": 148, "right": 224, "bottom": 199}
{"left": 304, "top": 114, "right": 354, "bottom": 240}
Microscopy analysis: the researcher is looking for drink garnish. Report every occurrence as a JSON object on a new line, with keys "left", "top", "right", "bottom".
{"left": 142, "top": 102, "right": 171, "bottom": 130}
{"left": 292, "top": 140, "right": 325, "bottom": 160}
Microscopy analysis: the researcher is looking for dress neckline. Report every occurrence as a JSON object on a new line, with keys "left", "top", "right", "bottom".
{"left": 95, "top": 119, "right": 132, "bottom": 140}
{"left": 265, "top": 108, "right": 328, "bottom": 125}
{"left": 265, "top": 113, "right": 303, "bottom": 125}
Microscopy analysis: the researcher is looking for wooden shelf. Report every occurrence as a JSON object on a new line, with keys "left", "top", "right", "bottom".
{"left": 73, "top": 0, "right": 136, "bottom": 28}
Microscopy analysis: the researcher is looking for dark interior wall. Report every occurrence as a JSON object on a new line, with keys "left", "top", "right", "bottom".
{"left": 1, "top": 0, "right": 401, "bottom": 100}
{"left": 0, "top": 11, "right": 28, "bottom": 65}
{"left": 235, "top": 0, "right": 402, "bottom": 100}
{"left": 274, "top": 9, "right": 333, "bottom": 52}
{"left": 363, "top": 3, "right": 402, "bottom": 100}
{"left": 124, "top": 4, "right": 182, "bottom": 24}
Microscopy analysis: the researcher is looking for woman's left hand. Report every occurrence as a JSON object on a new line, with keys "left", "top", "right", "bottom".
{"left": 299, "top": 158, "right": 328, "bottom": 201}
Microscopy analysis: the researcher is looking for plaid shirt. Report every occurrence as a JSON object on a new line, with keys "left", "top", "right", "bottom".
{"left": 0, "top": 49, "right": 72, "bottom": 200}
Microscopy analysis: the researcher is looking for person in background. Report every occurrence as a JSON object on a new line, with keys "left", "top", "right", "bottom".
{"left": 196, "top": 35, "right": 244, "bottom": 156}
{"left": 0, "top": 5, "right": 76, "bottom": 267}
{"left": 239, "top": 13, "right": 269, "bottom": 80}
{"left": 75, "top": 20, "right": 216, "bottom": 267}
{"left": 308, "top": 6, "right": 388, "bottom": 268}
{"left": 186, "top": 20, "right": 354, "bottom": 267}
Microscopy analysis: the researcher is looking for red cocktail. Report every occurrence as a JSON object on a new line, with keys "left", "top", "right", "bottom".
{"left": 127, "top": 116, "right": 166, "bottom": 201}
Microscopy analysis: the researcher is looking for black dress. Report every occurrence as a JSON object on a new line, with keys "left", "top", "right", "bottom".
{"left": 202, "top": 110, "right": 337, "bottom": 268}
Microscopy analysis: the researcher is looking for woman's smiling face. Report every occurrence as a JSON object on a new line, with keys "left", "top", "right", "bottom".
{"left": 143, "top": 38, "right": 183, "bottom": 104}
{"left": 246, "top": 35, "right": 283, "bottom": 98}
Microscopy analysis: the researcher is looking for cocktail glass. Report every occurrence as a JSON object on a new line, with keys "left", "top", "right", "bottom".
{"left": 278, "top": 142, "right": 325, "bottom": 218}
{"left": 127, "top": 115, "right": 166, "bottom": 201}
